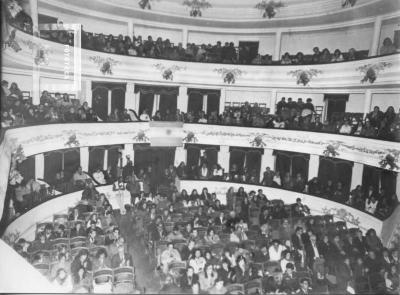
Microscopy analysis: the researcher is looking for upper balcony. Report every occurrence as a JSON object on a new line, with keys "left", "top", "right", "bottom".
{"left": 3, "top": 27, "right": 400, "bottom": 90}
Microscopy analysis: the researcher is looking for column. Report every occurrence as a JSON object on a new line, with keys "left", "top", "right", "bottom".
{"left": 270, "top": 89, "right": 277, "bottom": 114}
{"left": 125, "top": 82, "right": 136, "bottom": 110}
{"left": 30, "top": 0, "right": 40, "bottom": 105}
{"left": 123, "top": 144, "right": 134, "bottom": 166}
{"left": 80, "top": 147, "right": 89, "bottom": 172}
{"left": 152, "top": 94, "right": 160, "bottom": 116}
{"left": 396, "top": 174, "right": 400, "bottom": 202}
{"left": 202, "top": 94, "right": 208, "bottom": 114}
{"left": 107, "top": 89, "right": 112, "bottom": 116}
{"left": 35, "top": 154, "right": 44, "bottom": 180}
{"left": 369, "top": 16, "right": 382, "bottom": 57}
{"left": 82, "top": 79, "right": 92, "bottom": 107}
{"left": 218, "top": 145, "right": 230, "bottom": 174}
{"left": 273, "top": 30, "right": 282, "bottom": 61}
{"left": 29, "top": 0, "right": 39, "bottom": 36}
{"left": 103, "top": 150, "right": 108, "bottom": 171}
{"left": 259, "top": 148, "right": 276, "bottom": 182}
{"left": 363, "top": 89, "right": 373, "bottom": 119}
{"left": 127, "top": 20, "right": 134, "bottom": 37}
{"left": 174, "top": 146, "right": 187, "bottom": 166}
{"left": 308, "top": 154, "right": 320, "bottom": 181}
{"left": 182, "top": 28, "right": 188, "bottom": 48}
{"left": 134, "top": 91, "right": 140, "bottom": 113}
{"left": 350, "top": 163, "right": 364, "bottom": 190}
{"left": 219, "top": 87, "right": 226, "bottom": 114}
{"left": 178, "top": 86, "right": 188, "bottom": 113}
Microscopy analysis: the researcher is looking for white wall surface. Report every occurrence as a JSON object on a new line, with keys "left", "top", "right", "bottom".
{"left": 188, "top": 31, "right": 275, "bottom": 55}
{"left": 43, "top": 11, "right": 127, "bottom": 36}
{"left": 346, "top": 93, "right": 366, "bottom": 113}
{"left": 371, "top": 93, "right": 400, "bottom": 112}
{"left": 281, "top": 25, "right": 374, "bottom": 55}
{"left": 2, "top": 73, "right": 33, "bottom": 93}
{"left": 134, "top": 25, "right": 183, "bottom": 44}
{"left": 379, "top": 18, "right": 400, "bottom": 52}
{"left": 225, "top": 89, "right": 272, "bottom": 105}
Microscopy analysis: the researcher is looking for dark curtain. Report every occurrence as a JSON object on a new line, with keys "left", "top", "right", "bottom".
{"left": 363, "top": 165, "right": 397, "bottom": 195}
{"left": 362, "top": 165, "right": 380, "bottom": 192}
{"left": 111, "top": 87, "right": 125, "bottom": 113}
{"left": 246, "top": 150, "right": 262, "bottom": 179}
{"left": 230, "top": 149, "right": 246, "bottom": 174}
{"left": 318, "top": 158, "right": 353, "bottom": 190}
{"left": 64, "top": 149, "right": 80, "bottom": 180}
{"left": 187, "top": 147, "right": 201, "bottom": 169}
{"left": 275, "top": 151, "right": 309, "bottom": 179}
{"left": 186, "top": 144, "right": 219, "bottom": 168}
{"left": 139, "top": 93, "right": 154, "bottom": 116}
{"left": 188, "top": 92, "right": 203, "bottom": 115}
{"left": 92, "top": 86, "right": 108, "bottom": 121}
{"left": 89, "top": 147, "right": 105, "bottom": 173}
{"left": 17, "top": 156, "right": 35, "bottom": 181}
{"left": 107, "top": 146, "right": 122, "bottom": 178}
{"left": 44, "top": 151, "right": 62, "bottom": 183}
{"left": 324, "top": 94, "right": 349, "bottom": 122}
{"left": 159, "top": 93, "right": 177, "bottom": 117}
{"left": 276, "top": 153, "right": 291, "bottom": 176}
{"left": 207, "top": 93, "right": 220, "bottom": 116}
{"left": 134, "top": 146, "right": 175, "bottom": 176}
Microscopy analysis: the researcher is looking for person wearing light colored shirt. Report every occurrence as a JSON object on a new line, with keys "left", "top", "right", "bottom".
{"left": 269, "top": 240, "right": 286, "bottom": 262}
{"left": 92, "top": 168, "right": 106, "bottom": 185}
{"left": 160, "top": 242, "right": 182, "bottom": 274}
{"left": 189, "top": 249, "right": 206, "bottom": 274}
{"left": 139, "top": 110, "right": 150, "bottom": 121}
{"left": 365, "top": 197, "right": 378, "bottom": 214}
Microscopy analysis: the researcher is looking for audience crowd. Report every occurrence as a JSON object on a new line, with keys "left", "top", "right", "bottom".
{"left": 8, "top": 177, "right": 400, "bottom": 294}
{"left": 2, "top": 80, "right": 400, "bottom": 142}
{"left": 39, "top": 25, "right": 398, "bottom": 65}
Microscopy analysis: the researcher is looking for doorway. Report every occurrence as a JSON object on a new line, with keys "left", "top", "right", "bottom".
{"left": 239, "top": 41, "right": 259, "bottom": 64}
{"left": 324, "top": 94, "right": 349, "bottom": 122}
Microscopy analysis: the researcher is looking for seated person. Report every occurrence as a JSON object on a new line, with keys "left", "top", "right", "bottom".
{"left": 73, "top": 166, "right": 90, "bottom": 189}
{"left": 269, "top": 239, "right": 286, "bottom": 262}
{"left": 51, "top": 253, "right": 71, "bottom": 279}
{"left": 30, "top": 232, "right": 52, "bottom": 252}
{"left": 160, "top": 242, "right": 182, "bottom": 274}
{"left": 230, "top": 224, "right": 248, "bottom": 243}
{"left": 380, "top": 37, "right": 396, "bottom": 55}
{"left": 189, "top": 249, "right": 207, "bottom": 274}
{"left": 180, "top": 266, "right": 199, "bottom": 292}
{"left": 198, "top": 263, "right": 218, "bottom": 292}
{"left": 167, "top": 225, "right": 185, "bottom": 242}
{"left": 111, "top": 244, "right": 133, "bottom": 268}
{"left": 204, "top": 228, "right": 220, "bottom": 244}
{"left": 70, "top": 221, "right": 86, "bottom": 238}
{"left": 281, "top": 263, "right": 299, "bottom": 293}
{"left": 92, "top": 167, "right": 106, "bottom": 185}
{"left": 93, "top": 248, "right": 111, "bottom": 271}
{"left": 86, "top": 228, "right": 103, "bottom": 247}
{"left": 51, "top": 268, "right": 73, "bottom": 292}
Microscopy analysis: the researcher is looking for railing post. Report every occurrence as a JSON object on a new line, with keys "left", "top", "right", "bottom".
{"left": 350, "top": 163, "right": 364, "bottom": 190}
{"left": 369, "top": 16, "right": 382, "bottom": 57}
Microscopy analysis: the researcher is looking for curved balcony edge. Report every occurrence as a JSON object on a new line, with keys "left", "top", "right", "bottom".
{"left": 3, "top": 27, "right": 400, "bottom": 88}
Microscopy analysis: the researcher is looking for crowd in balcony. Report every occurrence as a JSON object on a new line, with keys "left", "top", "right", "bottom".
{"left": 2, "top": 81, "right": 400, "bottom": 142}
{"left": 8, "top": 169, "right": 400, "bottom": 294}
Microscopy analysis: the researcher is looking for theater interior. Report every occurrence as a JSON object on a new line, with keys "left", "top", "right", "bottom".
{"left": 1, "top": 0, "right": 400, "bottom": 293}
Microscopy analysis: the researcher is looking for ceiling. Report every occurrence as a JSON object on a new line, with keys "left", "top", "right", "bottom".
{"left": 39, "top": 0, "right": 400, "bottom": 29}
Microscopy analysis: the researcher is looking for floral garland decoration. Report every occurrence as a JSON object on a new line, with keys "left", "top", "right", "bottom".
{"left": 133, "top": 130, "right": 149, "bottom": 142}
{"left": 20, "top": 39, "right": 52, "bottom": 66}
{"left": 323, "top": 144, "right": 340, "bottom": 158}
{"left": 379, "top": 150, "right": 400, "bottom": 170}
{"left": 153, "top": 64, "right": 186, "bottom": 81}
{"left": 183, "top": 0, "right": 212, "bottom": 17}
{"left": 214, "top": 68, "right": 244, "bottom": 84}
{"left": 2, "top": 29, "right": 21, "bottom": 52}
{"left": 322, "top": 207, "right": 360, "bottom": 227}
{"left": 9, "top": 144, "right": 26, "bottom": 186}
{"left": 89, "top": 56, "right": 120, "bottom": 75}
{"left": 255, "top": 0, "right": 285, "bottom": 18}
{"left": 65, "top": 134, "right": 80, "bottom": 147}
{"left": 183, "top": 131, "right": 198, "bottom": 143}
{"left": 356, "top": 62, "right": 392, "bottom": 84}
{"left": 2, "top": 230, "right": 21, "bottom": 246}
{"left": 250, "top": 135, "right": 266, "bottom": 147}
{"left": 287, "top": 69, "right": 322, "bottom": 86}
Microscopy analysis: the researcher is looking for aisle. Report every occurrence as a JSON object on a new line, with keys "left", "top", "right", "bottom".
{"left": 116, "top": 212, "right": 161, "bottom": 294}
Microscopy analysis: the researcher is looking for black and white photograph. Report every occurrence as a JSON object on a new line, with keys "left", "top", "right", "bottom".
{"left": 0, "top": 0, "right": 399, "bottom": 294}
